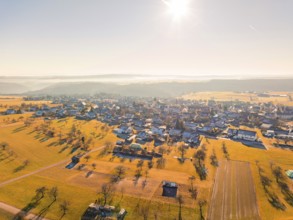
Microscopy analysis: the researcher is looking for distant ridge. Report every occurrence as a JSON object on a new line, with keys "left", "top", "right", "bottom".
{"left": 23, "top": 79, "right": 293, "bottom": 97}
{"left": 0, "top": 83, "right": 28, "bottom": 95}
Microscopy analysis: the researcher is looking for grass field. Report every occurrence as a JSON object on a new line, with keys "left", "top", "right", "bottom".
{"left": 0, "top": 96, "right": 293, "bottom": 219}
{"left": 182, "top": 91, "right": 293, "bottom": 106}
{"left": 0, "top": 174, "right": 198, "bottom": 220}
{"left": 0, "top": 209, "right": 14, "bottom": 220}
{"left": 207, "top": 139, "right": 293, "bottom": 220}
{"left": 208, "top": 160, "right": 260, "bottom": 220}
{"left": 1, "top": 121, "right": 293, "bottom": 219}
{"left": 0, "top": 96, "right": 54, "bottom": 112}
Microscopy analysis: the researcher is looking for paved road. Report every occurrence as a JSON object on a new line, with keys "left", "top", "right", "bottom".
{"left": 0, "top": 145, "right": 105, "bottom": 188}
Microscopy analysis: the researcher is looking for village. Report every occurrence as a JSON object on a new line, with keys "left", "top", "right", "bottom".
{"left": 3, "top": 94, "right": 293, "bottom": 149}
{"left": 0, "top": 94, "right": 293, "bottom": 220}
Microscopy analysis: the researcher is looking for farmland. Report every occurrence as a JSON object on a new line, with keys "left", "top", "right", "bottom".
{"left": 182, "top": 91, "right": 293, "bottom": 106}
{"left": 0, "top": 96, "right": 293, "bottom": 220}
{"left": 208, "top": 160, "right": 260, "bottom": 220}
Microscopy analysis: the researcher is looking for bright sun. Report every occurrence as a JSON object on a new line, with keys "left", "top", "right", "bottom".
{"left": 163, "top": 0, "right": 190, "bottom": 20}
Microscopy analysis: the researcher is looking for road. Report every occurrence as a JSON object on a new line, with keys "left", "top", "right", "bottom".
{"left": 0, "top": 146, "right": 105, "bottom": 219}
{"left": 0, "top": 145, "right": 105, "bottom": 188}
{"left": 0, "top": 202, "right": 50, "bottom": 220}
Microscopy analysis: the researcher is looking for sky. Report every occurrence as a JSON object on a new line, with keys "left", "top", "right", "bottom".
{"left": 0, "top": 0, "right": 293, "bottom": 78}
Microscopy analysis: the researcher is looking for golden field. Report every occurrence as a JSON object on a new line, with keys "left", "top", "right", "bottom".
{"left": 182, "top": 91, "right": 293, "bottom": 106}
{"left": 0, "top": 96, "right": 293, "bottom": 220}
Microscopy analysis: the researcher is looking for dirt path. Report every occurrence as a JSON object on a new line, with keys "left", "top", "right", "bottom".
{"left": 0, "top": 202, "right": 50, "bottom": 220}
{"left": 0, "top": 146, "right": 105, "bottom": 188}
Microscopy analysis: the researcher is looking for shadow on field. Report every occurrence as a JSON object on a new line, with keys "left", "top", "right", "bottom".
{"left": 34, "top": 134, "right": 41, "bottom": 139}
{"left": 59, "top": 146, "right": 69, "bottom": 153}
{"left": 69, "top": 147, "right": 78, "bottom": 154}
{"left": 13, "top": 161, "right": 29, "bottom": 173}
{"left": 12, "top": 126, "right": 26, "bottom": 133}
{"left": 13, "top": 192, "right": 44, "bottom": 219}
{"left": 27, "top": 130, "right": 36, "bottom": 135}
{"left": 36, "top": 197, "right": 57, "bottom": 219}
{"left": 13, "top": 164, "right": 26, "bottom": 173}
{"left": 256, "top": 162, "right": 286, "bottom": 211}
{"left": 0, "top": 152, "right": 10, "bottom": 163}
{"left": 47, "top": 141, "right": 59, "bottom": 147}
{"left": 86, "top": 170, "right": 93, "bottom": 178}
{"left": 39, "top": 137, "right": 49, "bottom": 143}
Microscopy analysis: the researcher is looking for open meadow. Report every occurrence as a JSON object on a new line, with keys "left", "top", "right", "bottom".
{"left": 182, "top": 92, "right": 293, "bottom": 106}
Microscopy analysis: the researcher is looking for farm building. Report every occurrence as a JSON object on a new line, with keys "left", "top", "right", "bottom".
{"left": 237, "top": 129, "right": 257, "bottom": 141}
{"left": 129, "top": 143, "right": 142, "bottom": 151}
{"left": 81, "top": 203, "right": 127, "bottom": 220}
{"left": 162, "top": 181, "right": 178, "bottom": 198}
{"left": 227, "top": 128, "right": 257, "bottom": 141}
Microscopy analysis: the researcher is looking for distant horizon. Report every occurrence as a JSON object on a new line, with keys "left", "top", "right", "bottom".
{"left": 0, "top": 73, "right": 293, "bottom": 80}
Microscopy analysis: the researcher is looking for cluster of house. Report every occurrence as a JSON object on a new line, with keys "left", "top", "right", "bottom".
{"left": 2, "top": 96, "right": 292, "bottom": 145}
{"left": 80, "top": 180, "right": 177, "bottom": 219}
{"left": 227, "top": 128, "right": 258, "bottom": 142}
{"left": 81, "top": 203, "right": 127, "bottom": 220}
{"left": 113, "top": 142, "right": 162, "bottom": 160}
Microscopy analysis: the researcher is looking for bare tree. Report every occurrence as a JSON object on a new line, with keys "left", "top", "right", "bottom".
{"left": 35, "top": 186, "right": 47, "bottom": 200}
{"left": 23, "top": 159, "right": 30, "bottom": 166}
{"left": 222, "top": 142, "right": 229, "bottom": 159}
{"left": 156, "top": 157, "right": 166, "bottom": 169}
{"left": 194, "top": 150, "right": 206, "bottom": 166}
{"left": 92, "top": 163, "right": 96, "bottom": 170}
{"left": 177, "top": 195, "right": 184, "bottom": 220}
{"left": 178, "top": 144, "right": 187, "bottom": 162}
{"left": 0, "top": 142, "right": 9, "bottom": 150}
{"left": 49, "top": 186, "right": 58, "bottom": 202}
{"left": 84, "top": 155, "right": 91, "bottom": 162}
{"left": 188, "top": 176, "right": 197, "bottom": 199}
{"left": 139, "top": 202, "right": 150, "bottom": 220}
{"left": 137, "top": 159, "right": 144, "bottom": 168}
{"left": 198, "top": 199, "right": 207, "bottom": 220}
{"left": 158, "top": 146, "right": 166, "bottom": 155}
{"left": 147, "top": 160, "right": 153, "bottom": 169}
{"left": 111, "top": 166, "right": 127, "bottom": 183}
{"left": 261, "top": 175, "right": 272, "bottom": 191}
{"left": 210, "top": 149, "right": 218, "bottom": 167}
{"left": 59, "top": 200, "right": 70, "bottom": 219}
{"left": 98, "top": 183, "right": 115, "bottom": 205}
{"left": 201, "top": 143, "right": 207, "bottom": 151}
{"left": 272, "top": 165, "right": 284, "bottom": 183}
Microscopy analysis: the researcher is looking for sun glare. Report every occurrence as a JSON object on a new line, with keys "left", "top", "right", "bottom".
{"left": 163, "top": 0, "right": 190, "bottom": 21}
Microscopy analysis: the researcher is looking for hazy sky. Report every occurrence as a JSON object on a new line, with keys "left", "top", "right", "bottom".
{"left": 0, "top": 0, "right": 292, "bottom": 77}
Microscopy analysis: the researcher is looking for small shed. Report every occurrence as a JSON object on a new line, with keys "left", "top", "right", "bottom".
{"left": 71, "top": 155, "right": 80, "bottom": 163}
{"left": 162, "top": 181, "right": 178, "bottom": 198}
{"left": 286, "top": 170, "right": 293, "bottom": 179}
